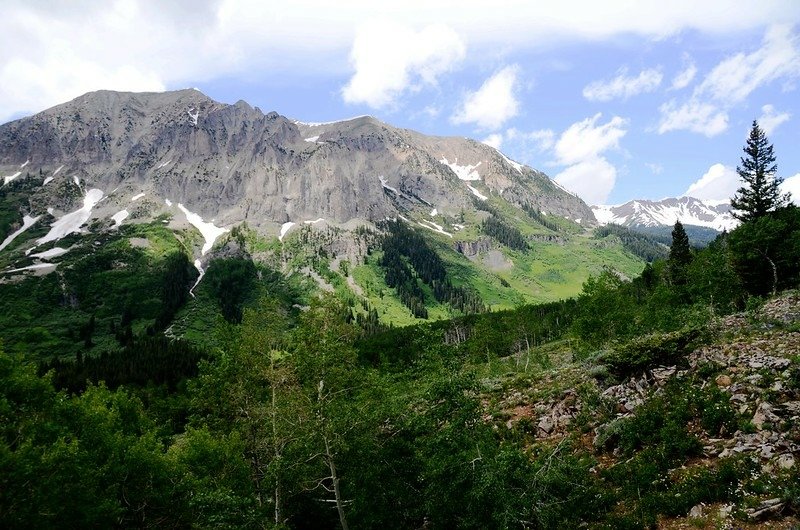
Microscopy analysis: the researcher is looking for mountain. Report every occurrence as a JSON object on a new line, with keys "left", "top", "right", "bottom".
{"left": 592, "top": 196, "right": 737, "bottom": 232}
{"left": 0, "top": 89, "right": 648, "bottom": 343}
{"left": 0, "top": 89, "right": 591, "bottom": 234}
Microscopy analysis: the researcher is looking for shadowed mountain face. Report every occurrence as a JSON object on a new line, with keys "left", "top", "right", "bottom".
{"left": 0, "top": 89, "right": 592, "bottom": 234}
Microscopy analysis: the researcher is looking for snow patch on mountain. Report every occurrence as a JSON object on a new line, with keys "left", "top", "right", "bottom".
{"left": 467, "top": 184, "right": 487, "bottom": 201}
{"left": 37, "top": 189, "right": 104, "bottom": 246}
{"left": 279, "top": 221, "right": 295, "bottom": 241}
{"left": 440, "top": 157, "right": 482, "bottom": 181}
{"left": 177, "top": 204, "right": 228, "bottom": 255}
{"left": 379, "top": 175, "right": 399, "bottom": 194}
{"left": 111, "top": 210, "right": 129, "bottom": 227}
{"left": 418, "top": 219, "right": 452, "bottom": 238}
{"left": 3, "top": 171, "right": 21, "bottom": 185}
{"left": 0, "top": 215, "right": 40, "bottom": 251}
{"left": 30, "top": 247, "right": 70, "bottom": 260}
{"left": 592, "top": 196, "right": 737, "bottom": 231}
{"left": 2, "top": 263, "right": 57, "bottom": 275}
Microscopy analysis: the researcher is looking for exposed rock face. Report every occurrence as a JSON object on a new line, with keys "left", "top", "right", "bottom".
{"left": 0, "top": 89, "right": 593, "bottom": 237}
{"left": 454, "top": 237, "right": 493, "bottom": 257}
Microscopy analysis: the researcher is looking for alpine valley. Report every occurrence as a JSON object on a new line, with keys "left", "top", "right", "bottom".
{"left": 0, "top": 89, "right": 654, "bottom": 354}
{"left": 3, "top": 90, "right": 800, "bottom": 530}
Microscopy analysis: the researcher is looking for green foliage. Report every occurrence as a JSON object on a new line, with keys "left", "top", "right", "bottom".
{"left": 606, "top": 328, "right": 705, "bottom": 378}
{"left": 730, "top": 120, "right": 788, "bottom": 222}
{"left": 378, "top": 220, "right": 485, "bottom": 317}
{"left": 668, "top": 220, "right": 692, "bottom": 286}
{"left": 601, "top": 378, "right": 747, "bottom": 526}
{"left": 204, "top": 257, "right": 258, "bottom": 323}
{"left": 481, "top": 215, "right": 529, "bottom": 251}
{"left": 728, "top": 206, "right": 800, "bottom": 296}
{"left": 594, "top": 223, "right": 669, "bottom": 262}
{"left": 628, "top": 223, "right": 722, "bottom": 247}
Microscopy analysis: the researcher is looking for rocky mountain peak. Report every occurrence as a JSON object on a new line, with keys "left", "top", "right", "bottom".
{"left": 0, "top": 89, "right": 593, "bottom": 240}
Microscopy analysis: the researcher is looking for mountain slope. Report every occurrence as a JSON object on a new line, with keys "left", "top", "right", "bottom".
{"left": 592, "top": 196, "right": 737, "bottom": 232}
{"left": 0, "top": 89, "right": 646, "bottom": 335}
{"left": 0, "top": 89, "right": 591, "bottom": 234}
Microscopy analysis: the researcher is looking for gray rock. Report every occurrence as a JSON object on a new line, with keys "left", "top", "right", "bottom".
{"left": 0, "top": 89, "right": 594, "bottom": 239}
{"left": 777, "top": 453, "right": 795, "bottom": 469}
{"left": 538, "top": 416, "right": 554, "bottom": 434}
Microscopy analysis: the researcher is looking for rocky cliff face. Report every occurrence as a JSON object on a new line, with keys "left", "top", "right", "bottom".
{"left": 0, "top": 89, "right": 593, "bottom": 237}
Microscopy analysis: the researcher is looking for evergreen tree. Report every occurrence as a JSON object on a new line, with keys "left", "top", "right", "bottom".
{"left": 730, "top": 120, "right": 788, "bottom": 222}
{"left": 668, "top": 221, "right": 692, "bottom": 286}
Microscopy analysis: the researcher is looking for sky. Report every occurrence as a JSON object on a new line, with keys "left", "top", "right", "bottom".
{"left": 2, "top": 0, "right": 800, "bottom": 206}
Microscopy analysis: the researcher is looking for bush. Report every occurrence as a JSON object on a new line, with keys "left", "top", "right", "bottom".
{"left": 606, "top": 328, "right": 705, "bottom": 378}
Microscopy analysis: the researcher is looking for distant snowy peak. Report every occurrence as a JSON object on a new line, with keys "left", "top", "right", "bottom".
{"left": 592, "top": 196, "right": 737, "bottom": 232}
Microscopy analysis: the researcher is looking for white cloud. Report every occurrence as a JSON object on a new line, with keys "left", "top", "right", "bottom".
{"left": 697, "top": 25, "right": 800, "bottom": 104}
{"left": 1, "top": 2, "right": 799, "bottom": 122}
{"left": 646, "top": 163, "right": 664, "bottom": 175}
{"left": 684, "top": 163, "right": 740, "bottom": 201}
{"left": 657, "top": 25, "right": 800, "bottom": 137}
{"left": 549, "top": 114, "right": 627, "bottom": 204}
{"left": 758, "top": 104, "right": 791, "bottom": 135}
{"left": 582, "top": 68, "right": 662, "bottom": 101}
{"left": 341, "top": 22, "right": 465, "bottom": 108}
{"left": 506, "top": 127, "right": 555, "bottom": 151}
{"left": 481, "top": 133, "right": 503, "bottom": 149}
{"left": 554, "top": 113, "right": 627, "bottom": 165}
{"left": 555, "top": 159, "right": 617, "bottom": 205}
{"left": 451, "top": 65, "right": 520, "bottom": 130}
{"left": 657, "top": 99, "right": 729, "bottom": 137}
{"left": 671, "top": 58, "right": 697, "bottom": 90}
{"left": 782, "top": 173, "right": 800, "bottom": 203}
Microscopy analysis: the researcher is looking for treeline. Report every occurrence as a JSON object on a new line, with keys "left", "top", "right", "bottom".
{"left": 357, "top": 298, "right": 578, "bottom": 368}
{"left": 378, "top": 220, "right": 485, "bottom": 317}
{"left": 573, "top": 206, "right": 800, "bottom": 349}
{"left": 521, "top": 202, "right": 563, "bottom": 232}
{"left": 482, "top": 215, "right": 529, "bottom": 251}
{"left": 41, "top": 336, "right": 205, "bottom": 393}
{"left": 594, "top": 223, "right": 668, "bottom": 262}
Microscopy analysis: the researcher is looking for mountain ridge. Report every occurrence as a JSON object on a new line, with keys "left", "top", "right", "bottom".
{"left": 0, "top": 88, "right": 593, "bottom": 236}
{"left": 592, "top": 196, "right": 737, "bottom": 232}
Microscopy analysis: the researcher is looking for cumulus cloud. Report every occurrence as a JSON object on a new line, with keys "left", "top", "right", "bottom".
{"left": 554, "top": 113, "right": 627, "bottom": 165}
{"left": 481, "top": 133, "right": 503, "bottom": 149}
{"left": 758, "top": 104, "right": 791, "bottom": 135}
{"left": 555, "top": 159, "right": 618, "bottom": 205}
{"left": 671, "top": 57, "right": 697, "bottom": 90}
{"left": 657, "top": 99, "right": 729, "bottom": 137}
{"left": 451, "top": 65, "right": 520, "bottom": 130}
{"left": 341, "top": 22, "right": 465, "bottom": 108}
{"left": 582, "top": 68, "right": 663, "bottom": 101}
{"left": 684, "top": 163, "right": 740, "bottom": 201}
{"left": 782, "top": 173, "right": 800, "bottom": 203}
{"left": 1, "top": 2, "right": 799, "bottom": 122}
{"left": 550, "top": 114, "right": 627, "bottom": 204}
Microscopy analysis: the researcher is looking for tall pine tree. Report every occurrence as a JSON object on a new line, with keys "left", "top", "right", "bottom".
{"left": 668, "top": 221, "right": 692, "bottom": 286}
{"left": 730, "top": 120, "right": 788, "bottom": 222}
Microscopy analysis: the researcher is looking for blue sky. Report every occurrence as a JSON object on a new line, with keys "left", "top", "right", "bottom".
{"left": 2, "top": 1, "right": 800, "bottom": 205}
